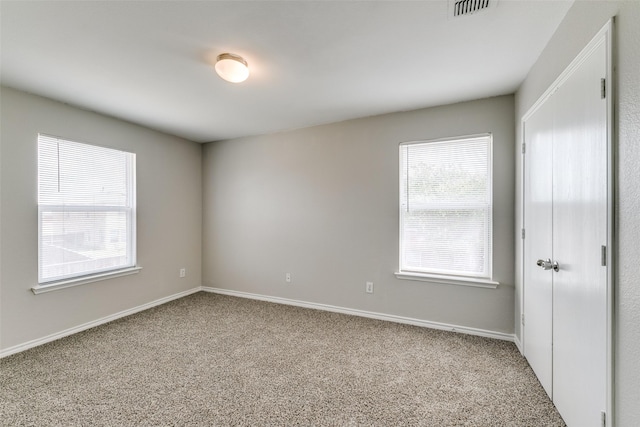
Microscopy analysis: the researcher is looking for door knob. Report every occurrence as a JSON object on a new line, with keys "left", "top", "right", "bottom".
{"left": 536, "top": 259, "right": 553, "bottom": 270}
{"left": 536, "top": 258, "right": 559, "bottom": 272}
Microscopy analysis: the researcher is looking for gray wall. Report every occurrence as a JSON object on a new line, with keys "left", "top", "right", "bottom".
{"left": 203, "top": 95, "right": 515, "bottom": 334}
{"left": 0, "top": 87, "right": 202, "bottom": 351}
{"left": 514, "top": 1, "right": 640, "bottom": 425}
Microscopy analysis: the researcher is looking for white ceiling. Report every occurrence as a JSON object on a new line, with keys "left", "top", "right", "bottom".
{"left": 0, "top": 1, "right": 573, "bottom": 143}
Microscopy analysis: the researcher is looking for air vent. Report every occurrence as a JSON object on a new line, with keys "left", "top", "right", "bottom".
{"left": 449, "top": 0, "right": 496, "bottom": 18}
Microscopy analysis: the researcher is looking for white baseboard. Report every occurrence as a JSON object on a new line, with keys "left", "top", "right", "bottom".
{"left": 2, "top": 286, "right": 517, "bottom": 359}
{"left": 514, "top": 334, "right": 524, "bottom": 354}
{"left": 202, "top": 287, "right": 516, "bottom": 343}
{"left": 0, "top": 287, "right": 201, "bottom": 359}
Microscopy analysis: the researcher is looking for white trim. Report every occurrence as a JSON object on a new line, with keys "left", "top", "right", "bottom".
{"left": 604, "top": 18, "right": 616, "bottom": 427}
{"left": 398, "top": 133, "right": 493, "bottom": 147}
{"left": 521, "top": 24, "right": 610, "bottom": 123}
{"left": 31, "top": 266, "right": 143, "bottom": 294}
{"left": 202, "top": 287, "right": 514, "bottom": 342}
{"left": 513, "top": 334, "right": 523, "bottom": 355}
{"left": 394, "top": 271, "right": 499, "bottom": 288}
{"left": 519, "top": 116, "right": 527, "bottom": 355}
{"left": 0, "top": 287, "right": 201, "bottom": 358}
{"left": 3, "top": 286, "right": 517, "bottom": 360}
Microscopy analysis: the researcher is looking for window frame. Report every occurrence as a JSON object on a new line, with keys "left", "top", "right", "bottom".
{"left": 35, "top": 134, "right": 139, "bottom": 292}
{"left": 396, "top": 134, "right": 497, "bottom": 288}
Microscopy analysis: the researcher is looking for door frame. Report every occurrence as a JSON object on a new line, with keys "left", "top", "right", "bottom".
{"left": 519, "top": 19, "right": 615, "bottom": 426}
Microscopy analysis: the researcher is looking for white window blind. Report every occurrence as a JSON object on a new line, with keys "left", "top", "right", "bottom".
{"left": 38, "top": 134, "right": 136, "bottom": 284}
{"left": 399, "top": 134, "right": 492, "bottom": 279}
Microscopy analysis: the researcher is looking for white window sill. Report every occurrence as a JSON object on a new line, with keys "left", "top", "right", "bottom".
{"left": 394, "top": 271, "right": 499, "bottom": 289}
{"left": 31, "top": 267, "right": 142, "bottom": 295}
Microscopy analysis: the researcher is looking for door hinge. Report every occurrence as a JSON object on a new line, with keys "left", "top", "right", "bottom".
{"left": 601, "top": 245, "right": 607, "bottom": 266}
{"left": 521, "top": 228, "right": 525, "bottom": 239}
{"left": 601, "top": 78, "right": 606, "bottom": 99}
{"left": 601, "top": 410, "right": 606, "bottom": 427}
{"left": 522, "top": 143, "right": 526, "bottom": 154}
{"left": 521, "top": 313, "right": 525, "bottom": 326}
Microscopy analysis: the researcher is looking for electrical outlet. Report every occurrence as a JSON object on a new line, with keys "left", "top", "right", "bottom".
{"left": 366, "top": 281, "right": 374, "bottom": 294}
{"left": 179, "top": 268, "right": 186, "bottom": 278}
{"left": 285, "top": 273, "right": 292, "bottom": 283}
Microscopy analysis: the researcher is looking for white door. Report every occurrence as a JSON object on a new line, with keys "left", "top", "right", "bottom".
{"left": 551, "top": 38, "right": 608, "bottom": 427}
{"left": 523, "top": 99, "right": 554, "bottom": 398}
{"left": 523, "top": 30, "right": 609, "bottom": 427}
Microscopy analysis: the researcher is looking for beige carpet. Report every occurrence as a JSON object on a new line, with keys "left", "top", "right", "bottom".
{"left": 0, "top": 292, "right": 565, "bottom": 426}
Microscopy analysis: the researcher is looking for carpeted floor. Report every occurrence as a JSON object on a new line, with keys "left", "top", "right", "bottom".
{"left": 0, "top": 292, "right": 565, "bottom": 426}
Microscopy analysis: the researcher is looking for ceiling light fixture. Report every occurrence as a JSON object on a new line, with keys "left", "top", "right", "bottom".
{"left": 214, "top": 53, "right": 249, "bottom": 83}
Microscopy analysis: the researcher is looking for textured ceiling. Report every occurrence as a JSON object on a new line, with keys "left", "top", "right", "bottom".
{"left": 0, "top": 1, "right": 573, "bottom": 142}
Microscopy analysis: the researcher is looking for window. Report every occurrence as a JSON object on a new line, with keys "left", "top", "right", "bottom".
{"left": 399, "top": 134, "right": 492, "bottom": 280}
{"left": 38, "top": 134, "right": 136, "bottom": 285}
